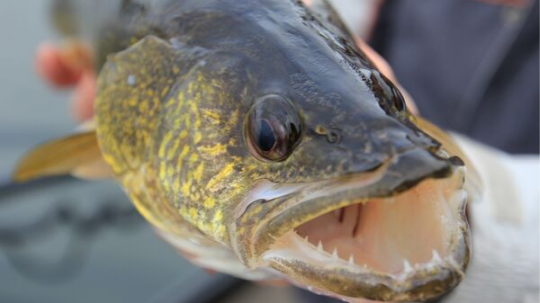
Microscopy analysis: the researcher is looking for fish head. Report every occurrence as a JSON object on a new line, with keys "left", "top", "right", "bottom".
{"left": 229, "top": 64, "right": 471, "bottom": 302}
{"left": 223, "top": 9, "right": 472, "bottom": 303}
{"left": 92, "top": 7, "right": 475, "bottom": 303}
{"left": 232, "top": 90, "right": 471, "bottom": 301}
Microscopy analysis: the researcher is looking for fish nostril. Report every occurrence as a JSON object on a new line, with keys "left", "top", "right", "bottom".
{"left": 314, "top": 125, "right": 342, "bottom": 144}
{"left": 327, "top": 130, "right": 341, "bottom": 144}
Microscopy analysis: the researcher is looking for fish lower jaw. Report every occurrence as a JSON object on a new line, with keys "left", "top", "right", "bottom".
{"left": 256, "top": 169, "right": 470, "bottom": 302}
{"left": 262, "top": 230, "right": 452, "bottom": 280}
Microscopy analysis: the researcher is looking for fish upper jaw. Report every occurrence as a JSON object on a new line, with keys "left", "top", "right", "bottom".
{"left": 229, "top": 147, "right": 471, "bottom": 302}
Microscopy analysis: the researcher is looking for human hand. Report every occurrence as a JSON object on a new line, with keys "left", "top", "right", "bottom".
{"left": 36, "top": 41, "right": 96, "bottom": 121}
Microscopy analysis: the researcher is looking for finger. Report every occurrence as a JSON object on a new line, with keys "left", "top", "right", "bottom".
{"left": 71, "top": 71, "right": 96, "bottom": 121}
{"left": 36, "top": 43, "right": 82, "bottom": 87}
{"left": 60, "top": 40, "right": 94, "bottom": 72}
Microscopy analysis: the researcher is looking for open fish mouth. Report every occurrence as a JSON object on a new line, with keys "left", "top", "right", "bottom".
{"left": 231, "top": 148, "right": 470, "bottom": 302}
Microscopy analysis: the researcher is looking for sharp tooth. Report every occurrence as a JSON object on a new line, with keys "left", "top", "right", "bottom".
{"left": 304, "top": 235, "right": 309, "bottom": 243}
{"left": 432, "top": 250, "right": 442, "bottom": 262}
{"left": 317, "top": 241, "right": 323, "bottom": 251}
{"left": 348, "top": 255, "right": 355, "bottom": 265}
{"left": 403, "top": 259, "right": 413, "bottom": 273}
{"left": 332, "top": 247, "right": 338, "bottom": 259}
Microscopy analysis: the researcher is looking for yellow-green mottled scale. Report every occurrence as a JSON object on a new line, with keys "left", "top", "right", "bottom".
{"left": 97, "top": 36, "right": 252, "bottom": 241}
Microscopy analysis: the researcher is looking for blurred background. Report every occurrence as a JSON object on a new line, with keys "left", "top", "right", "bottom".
{"left": 0, "top": 1, "right": 373, "bottom": 303}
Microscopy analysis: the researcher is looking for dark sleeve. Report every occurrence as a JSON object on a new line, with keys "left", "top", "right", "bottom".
{"left": 369, "top": 0, "right": 539, "bottom": 154}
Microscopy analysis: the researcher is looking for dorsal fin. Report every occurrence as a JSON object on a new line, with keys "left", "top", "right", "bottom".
{"left": 13, "top": 130, "right": 111, "bottom": 182}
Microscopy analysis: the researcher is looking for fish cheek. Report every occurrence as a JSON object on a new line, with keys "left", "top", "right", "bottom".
{"left": 95, "top": 36, "right": 194, "bottom": 232}
{"left": 155, "top": 75, "right": 258, "bottom": 242}
{"left": 94, "top": 35, "right": 232, "bottom": 241}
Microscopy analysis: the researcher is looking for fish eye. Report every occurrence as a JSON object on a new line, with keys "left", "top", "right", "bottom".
{"left": 246, "top": 95, "right": 302, "bottom": 162}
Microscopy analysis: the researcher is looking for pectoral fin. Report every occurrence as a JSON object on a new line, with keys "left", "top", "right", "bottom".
{"left": 13, "top": 130, "right": 111, "bottom": 182}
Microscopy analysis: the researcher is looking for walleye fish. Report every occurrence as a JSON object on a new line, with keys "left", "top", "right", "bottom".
{"left": 14, "top": 0, "right": 481, "bottom": 301}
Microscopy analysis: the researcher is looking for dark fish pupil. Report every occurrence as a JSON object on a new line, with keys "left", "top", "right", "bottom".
{"left": 258, "top": 120, "right": 276, "bottom": 152}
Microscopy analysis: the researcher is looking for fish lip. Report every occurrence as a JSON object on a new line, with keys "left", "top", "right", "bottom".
{"left": 229, "top": 147, "right": 470, "bottom": 301}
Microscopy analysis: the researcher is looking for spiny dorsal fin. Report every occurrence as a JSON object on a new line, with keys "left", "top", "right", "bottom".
{"left": 13, "top": 130, "right": 111, "bottom": 182}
